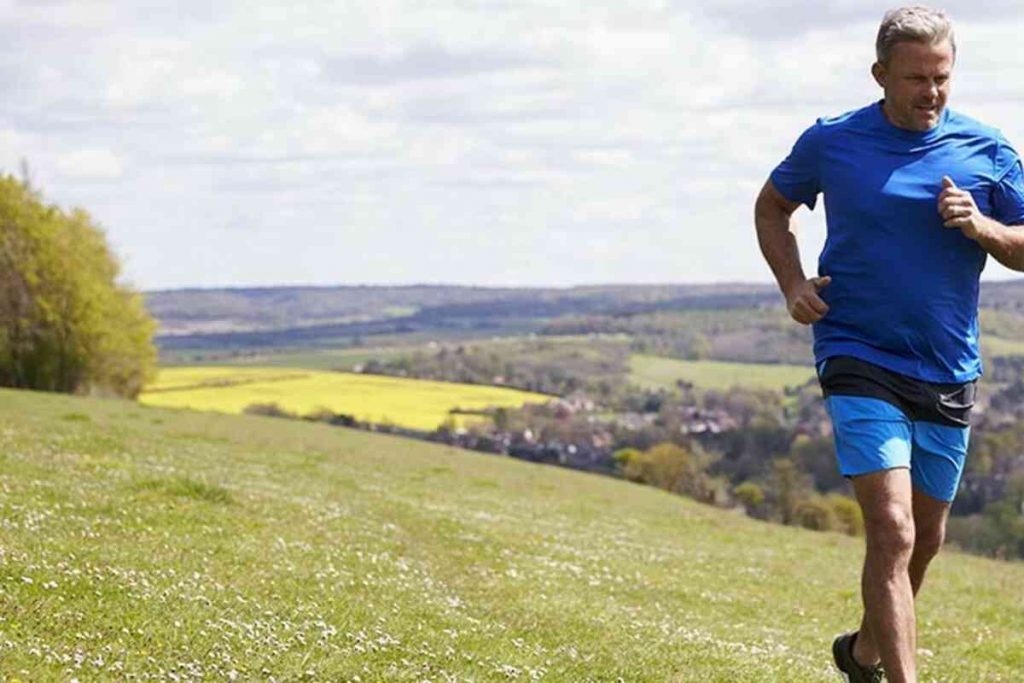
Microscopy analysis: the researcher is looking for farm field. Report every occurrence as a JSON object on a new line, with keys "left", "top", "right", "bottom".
{"left": 981, "top": 334, "right": 1024, "bottom": 358}
{"left": 1, "top": 388, "right": 1022, "bottom": 680}
{"left": 139, "top": 366, "right": 551, "bottom": 431}
{"left": 629, "top": 354, "right": 815, "bottom": 392}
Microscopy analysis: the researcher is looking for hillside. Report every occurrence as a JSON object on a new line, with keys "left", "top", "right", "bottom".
{"left": 147, "top": 283, "right": 785, "bottom": 352}
{"left": 147, "top": 281, "right": 1024, "bottom": 359}
{"left": 0, "top": 389, "right": 1021, "bottom": 681}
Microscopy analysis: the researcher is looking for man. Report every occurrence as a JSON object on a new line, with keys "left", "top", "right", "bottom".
{"left": 754, "top": 6, "right": 1024, "bottom": 683}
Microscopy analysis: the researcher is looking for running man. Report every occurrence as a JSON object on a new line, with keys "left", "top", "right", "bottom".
{"left": 754, "top": 6, "right": 1024, "bottom": 682}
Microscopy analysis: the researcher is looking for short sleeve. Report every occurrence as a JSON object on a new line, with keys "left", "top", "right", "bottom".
{"left": 769, "top": 121, "right": 823, "bottom": 210}
{"left": 991, "top": 140, "right": 1024, "bottom": 225}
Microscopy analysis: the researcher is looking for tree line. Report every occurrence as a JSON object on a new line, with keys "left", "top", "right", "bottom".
{"left": 0, "top": 174, "right": 155, "bottom": 397}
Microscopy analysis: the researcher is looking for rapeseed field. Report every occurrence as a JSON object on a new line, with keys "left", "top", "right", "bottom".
{"left": 139, "top": 366, "right": 551, "bottom": 431}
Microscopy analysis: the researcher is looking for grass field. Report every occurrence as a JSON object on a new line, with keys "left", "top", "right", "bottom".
{"left": 1, "top": 388, "right": 1022, "bottom": 681}
{"left": 139, "top": 366, "right": 551, "bottom": 431}
{"left": 630, "top": 355, "right": 815, "bottom": 392}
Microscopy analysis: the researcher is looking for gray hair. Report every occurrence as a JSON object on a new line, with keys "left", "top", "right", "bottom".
{"left": 876, "top": 6, "right": 956, "bottom": 65}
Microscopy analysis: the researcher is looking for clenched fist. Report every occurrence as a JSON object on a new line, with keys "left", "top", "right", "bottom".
{"left": 785, "top": 276, "right": 831, "bottom": 325}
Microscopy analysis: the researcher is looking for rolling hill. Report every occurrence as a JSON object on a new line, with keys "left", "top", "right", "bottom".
{"left": 0, "top": 388, "right": 1021, "bottom": 680}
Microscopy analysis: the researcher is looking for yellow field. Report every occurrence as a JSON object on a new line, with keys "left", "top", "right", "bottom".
{"left": 139, "top": 366, "right": 551, "bottom": 431}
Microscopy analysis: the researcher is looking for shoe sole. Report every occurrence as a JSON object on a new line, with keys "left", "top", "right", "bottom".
{"left": 831, "top": 633, "right": 851, "bottom": 682}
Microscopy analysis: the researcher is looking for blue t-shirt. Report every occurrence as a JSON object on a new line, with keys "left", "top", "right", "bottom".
{"left": 771, "top": 100, "right": 1024, "bottom": 383}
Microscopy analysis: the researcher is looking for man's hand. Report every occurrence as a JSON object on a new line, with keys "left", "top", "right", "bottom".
{"left": 938, "top": 176, "right": 990, "bottom": 240}
{"left": 785, "top": 275, "right": 831, "bottom": 325}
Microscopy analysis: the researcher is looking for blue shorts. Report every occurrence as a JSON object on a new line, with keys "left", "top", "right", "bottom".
{"left": 819, "top": 357, "right": 975, "bottom": 503}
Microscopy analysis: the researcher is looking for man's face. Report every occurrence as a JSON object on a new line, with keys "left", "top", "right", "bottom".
{"left": 872, "top": 39, "right": 954, "bottom": 132}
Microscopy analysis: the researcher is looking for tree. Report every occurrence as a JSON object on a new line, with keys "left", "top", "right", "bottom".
{"left": 794, "top": 496, "right": 839, "bottom": 531}
{"left": 0, "top": 174, "right": 156, "bottom": 397}
{"left": 734, "top": 481, "right": 766, "bottom": 514}
{"left": 768, "top": 458, "right": 814, "bottom": 525}
{"left": 826, "top": 493, "right": 864, "bottom": 536}
{"left": 688, "top": 333, "right": 711, "bottom": 360}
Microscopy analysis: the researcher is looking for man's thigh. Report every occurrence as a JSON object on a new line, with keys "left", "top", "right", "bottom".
{"left": 825, "top": 395, "right": 913, "bottom": 477}
{"left": 909, "top": 421, "right": 969, "bottom": 504}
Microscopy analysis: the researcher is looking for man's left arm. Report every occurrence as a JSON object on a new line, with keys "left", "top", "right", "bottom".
{"left": 939, "top": 175, "right": 1024, "bottom": 271}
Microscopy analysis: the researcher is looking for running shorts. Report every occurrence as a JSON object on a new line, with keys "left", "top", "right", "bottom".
{"left": 817, "top": 356, "right": 976, "bottom": 503}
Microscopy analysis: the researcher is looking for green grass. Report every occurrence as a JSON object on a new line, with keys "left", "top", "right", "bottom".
{"left": 1, "top": 388, "right": 1022, "bottom": 680}
{"left": 630, "top": 354, "right": 815, "bottom": 392}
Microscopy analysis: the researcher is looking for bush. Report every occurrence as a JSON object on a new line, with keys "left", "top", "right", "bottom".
{"left": 304, "top": 407, "right": 358, "bottom": 426}
{"left": 734, "top": 481, "right": 765, "bottom": 511}
{"left": 613, "top": 447, "right": 644, "bottom": 477}
{"left": 243, "top": 402, "right": 295, "bottom": 418}
{"left": 794, "top": 496, "right": 839, "bottom": 531}
{"left": 615, "top": 442, "right": 719, "bottom": 503}
{"left": 826, "top": 493, "right": 864, "bottom": 536}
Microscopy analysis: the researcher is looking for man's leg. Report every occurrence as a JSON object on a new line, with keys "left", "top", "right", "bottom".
{"left": 854, "top": 485, "right": 951, "bottom": 665}
{"left": 849, "top": 468, "right": 917, "bottom": 683}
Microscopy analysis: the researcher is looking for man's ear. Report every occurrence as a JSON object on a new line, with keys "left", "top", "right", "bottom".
{"left": 871, "top": 61, "right": 886, "bottom": 88}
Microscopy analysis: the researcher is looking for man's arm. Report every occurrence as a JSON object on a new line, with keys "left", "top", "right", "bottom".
{"left": 939, "top": 176, "right": 1024, "bottom": 270}
{"left": 973, "top": 223, "right": 1024, "bottom": 271}
{"left": 754, "top": 179, "right": 831, "bottom": 325}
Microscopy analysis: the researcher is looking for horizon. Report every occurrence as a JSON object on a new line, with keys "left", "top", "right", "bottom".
{"left": 142, "top": 272, "right": 1024, "bottom": 294}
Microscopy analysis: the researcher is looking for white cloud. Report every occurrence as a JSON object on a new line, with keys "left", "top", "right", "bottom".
{"left": 0, "top": 128, "right": 25, "bottom": 168}
{"left": 56, "top": 148, "right": 124, "bottom": 181}
{"left": 0, "top": 0, "right": 1022, "bottom": 288}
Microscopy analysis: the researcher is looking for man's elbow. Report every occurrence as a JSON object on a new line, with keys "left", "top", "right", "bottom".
{"left": 754, "top": 183, "right": 793, "bottom": 226}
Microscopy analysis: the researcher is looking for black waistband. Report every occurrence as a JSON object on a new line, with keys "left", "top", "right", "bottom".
{"left": 819, "top": 356, "right": 975, "bottom": 428}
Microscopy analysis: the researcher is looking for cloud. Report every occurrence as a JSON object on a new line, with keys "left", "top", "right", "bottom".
{"left": 0, "top": 0, "right": 1021, "bottom": 289}
{"left": 0, "top": 127, "right": 26, "bottom": 166}
{"left": 322, "top": 46, "right": 548, "bottom": 85}
{"left": 56, "top": 148, "right": 124, "bottom": 181}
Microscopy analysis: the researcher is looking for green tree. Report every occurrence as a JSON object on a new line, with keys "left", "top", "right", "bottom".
{"left": 826, "top": 493, "right": 864, "bottom": 536}
{"left": 688, "top": 333, "right": 711, "bottom": 360}
{"left": 769, "top": 458, "right": 814, "bottom": 525}
{"left": 734, "top": 481, "right": 766, "bottom": 512}
{"left": 0, "top": 175, "right": 156, "bottom": 397}
{"left": 794, "top": 496, "right": 839, "bottom": 531}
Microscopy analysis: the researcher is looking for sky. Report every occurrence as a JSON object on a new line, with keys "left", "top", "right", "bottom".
{"left": 4, "top": 1, "right": 1024, "bottom": 291}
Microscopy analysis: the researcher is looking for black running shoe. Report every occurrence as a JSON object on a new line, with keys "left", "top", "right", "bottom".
{"left": 832, "top": 631, "right": 884, "bottom": 682}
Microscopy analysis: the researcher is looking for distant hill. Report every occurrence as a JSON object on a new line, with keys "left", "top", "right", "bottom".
{"left": 146, "top": 283, "right": 785, "bottom": 350}
{"left": 147, "top": 279, "right": 1024, "bottom": 357}
{"left": 1, "top": 387, "right": 1021, "bottom": 680}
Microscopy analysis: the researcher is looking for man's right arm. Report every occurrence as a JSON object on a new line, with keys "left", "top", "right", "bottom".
{"left": 754, "top": 179, "right": 831, "bottom": 325}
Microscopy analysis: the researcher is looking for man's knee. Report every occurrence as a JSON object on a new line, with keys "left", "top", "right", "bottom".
{"left": 864, "top": 504, "right": 916, "bottom": 561}
{"left": 912, "top": 522, "right": 945, "bottom": 562}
